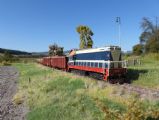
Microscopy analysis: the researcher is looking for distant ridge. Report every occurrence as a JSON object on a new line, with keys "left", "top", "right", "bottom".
{"left": 0, "top": 48, "right": 70, "bottom": 56}
{"left": 32, "top": 52, "right": 48, "bottom": 56}
{"left": 0, "top": 48, "right": 31, "bottom": 55}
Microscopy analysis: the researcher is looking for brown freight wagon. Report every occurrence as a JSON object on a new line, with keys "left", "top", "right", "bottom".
{"left": 50, "top": 56, "right": 68, "bottom": 70}
{"left": 42, "top": 57, "right": 51, "bottom": 66}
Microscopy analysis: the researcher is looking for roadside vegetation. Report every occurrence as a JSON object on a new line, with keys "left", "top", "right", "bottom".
{"left": 14, "top": 62, "right": 159, "bottom": 120}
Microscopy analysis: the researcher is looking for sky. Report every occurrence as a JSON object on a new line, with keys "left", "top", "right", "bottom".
{"left": 0, "top": 0, "right": 159, "bottom": 52}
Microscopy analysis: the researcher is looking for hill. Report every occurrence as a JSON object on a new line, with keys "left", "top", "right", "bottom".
{"left": 0, "top": 48, "right": 31, "bottom": 55}
{"left": 0, "top": 48, "right": 70, "bottom": 57}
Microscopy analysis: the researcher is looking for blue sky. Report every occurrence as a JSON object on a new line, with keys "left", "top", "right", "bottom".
{"left": 0, "top": 0, "right": 159, "bottom": 52}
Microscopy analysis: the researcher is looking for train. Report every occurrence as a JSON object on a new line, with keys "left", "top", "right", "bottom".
{"left": 37, "top": 46, "right": 127, "bottom": 82}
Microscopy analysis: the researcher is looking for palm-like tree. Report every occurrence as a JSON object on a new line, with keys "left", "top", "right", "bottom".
{"left": 76, "top": 25, "right": 94, "bottom": 49}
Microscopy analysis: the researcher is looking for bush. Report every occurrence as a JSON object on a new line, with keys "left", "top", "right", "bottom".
{"left": 97, "top": 99, "right": 159, "bottom": 120}
{"left": 0, "top": 61, "right": 11, "bottom": 66}
{"left": 0, "top": 51, "right": 20, "bottom": 64}
{"left": 3, "top": 51, "right": 14, "bottom": 62}
{"left": 12, "top": 93, "right": 24, "bottom": 105}
{"left": 133, "top": 44, "right": 143, "bottom": 55}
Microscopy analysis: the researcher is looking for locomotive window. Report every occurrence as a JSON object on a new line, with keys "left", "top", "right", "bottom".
{"left": 105, "top": 63, "right": 108, "bottom": 68}
{"left": 86, "top": 62, "right": 88, "bottom": 67}
{"left": 95, "top": 63, "right": 98, "bottom": 67}
{"left": 83, "top": 62, "right": 85, "bottom": 66}
{"left": 87, "top": 62, "right": 90, "bottom": 67}
{"left": 91, "top": 62, "right": 94, "bottom": 67}
{"left": 99, "top": 63, "right": 102, "bottom": 68}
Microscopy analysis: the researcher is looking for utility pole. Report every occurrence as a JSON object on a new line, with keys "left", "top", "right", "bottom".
{"left": 116, "top": 17, "right": 121, "bottom": 47}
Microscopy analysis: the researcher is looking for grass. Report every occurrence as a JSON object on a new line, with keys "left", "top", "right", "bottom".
{"left": 13, "top": 62, "right": 159, "bottom": 120}
{"left": 127, "top": 53, "right": 159, "bottom": 89}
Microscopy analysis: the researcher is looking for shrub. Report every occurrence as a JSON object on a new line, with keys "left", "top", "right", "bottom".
{"left": 133, "top": 44, "right": 143, "bottom": 55}
{"left": 3, "top": 51, "right": 14, "bottom": 62}
{"left": 96, "top": 98, "right": 159, "bottom": 120}
{"left": 12, "top": 93, "right": 24, "bottom": 105}
{"left": 0, "top": 61, "right": 11, "bottom": 66}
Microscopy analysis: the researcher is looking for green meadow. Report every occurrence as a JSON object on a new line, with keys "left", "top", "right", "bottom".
{"left": 13, "top": 61, "right": 159, "bottom": 120}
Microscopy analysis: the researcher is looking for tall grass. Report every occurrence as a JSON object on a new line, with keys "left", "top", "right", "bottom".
{"left": 14, "top": 63, "right": 159, "bottom": 120}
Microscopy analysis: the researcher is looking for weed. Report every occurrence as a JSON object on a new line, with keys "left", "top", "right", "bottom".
{"left": 12, "top": 93, "right": 24, "bottom": 105}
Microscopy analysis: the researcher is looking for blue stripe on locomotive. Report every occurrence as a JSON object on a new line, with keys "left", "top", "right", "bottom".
{"left": 74, "top": 51, "right": 113, "bottom": 61}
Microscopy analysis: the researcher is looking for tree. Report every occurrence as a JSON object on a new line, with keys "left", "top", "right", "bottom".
{"left": 76, "top": 25, "right": 94, "bottom": 49}
{"left": 133, "top": 44, "right": 143, "bottom": 55}
{"left": 145, "top": 31, "right": 159, "bottom": 53}
{"left": 3, "top": 51, "right": 13, "bottom": 62}
{"left": 49, "top": 43, "right": 63, "bottom": 56}
{"left": 139, "top": 17, "right": 159, "bottom": 53}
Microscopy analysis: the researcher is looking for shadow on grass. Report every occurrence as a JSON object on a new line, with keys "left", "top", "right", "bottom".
{"left": 126, "top": 69, "right": 148, "bottom": 83}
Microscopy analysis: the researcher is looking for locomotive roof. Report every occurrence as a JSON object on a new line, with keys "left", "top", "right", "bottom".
{"left": 75, "top": 46, "right": 121, "bottom": 54}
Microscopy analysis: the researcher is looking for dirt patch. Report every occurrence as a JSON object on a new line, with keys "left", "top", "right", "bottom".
{"left": 0, "top": 66, "right": 28, "bottom": 120}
